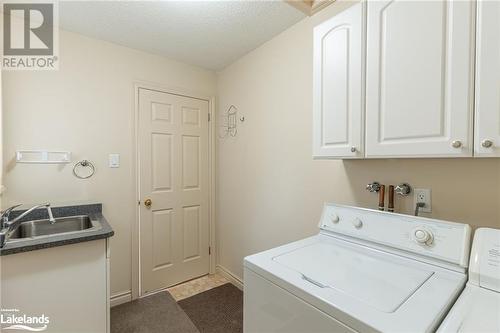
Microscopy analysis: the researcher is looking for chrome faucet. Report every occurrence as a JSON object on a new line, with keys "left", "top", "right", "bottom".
{"left": 0, "top": 203, "right": 55, "bottom": 248}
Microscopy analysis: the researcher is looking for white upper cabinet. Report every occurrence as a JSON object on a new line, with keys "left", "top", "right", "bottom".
{"left": 313, "top": 2, "right": 365, "bottom": 158}
{"left": 365, "top": 1, "right": 475, "bottom": 158}
{"left": 474, "top": 0, "right": 500, "bottom": 157}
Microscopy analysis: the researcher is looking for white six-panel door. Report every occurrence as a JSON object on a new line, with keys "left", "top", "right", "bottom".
{"left": 365, "top": 0, "right": 475, "bottom": 158}
{"left": 313, "top": 2, "right": 365, "bottom": 158}
{"left": 139, "top": 88, "right": 209, "bottom": 294}
{"left": 474, "top": 0, "right": 500, "bottom": 157}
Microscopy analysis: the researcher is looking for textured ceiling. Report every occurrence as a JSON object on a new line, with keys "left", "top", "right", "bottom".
{"left": 59, "top": 1, "right": 305, "bottom": 71}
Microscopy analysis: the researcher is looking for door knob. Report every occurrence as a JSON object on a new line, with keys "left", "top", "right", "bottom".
{"left": 451, "top": 140, "right": 462, "bottom": 148}
{"left": 481, "top": 139, "right": 493, "bottom": 148}
{"left": 144, "top": 199, "right": 152, "bottom": 208}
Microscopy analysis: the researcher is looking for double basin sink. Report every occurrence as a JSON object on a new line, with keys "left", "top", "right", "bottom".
{"left": 8, "top": 215, "right": 101, "bottom": 242}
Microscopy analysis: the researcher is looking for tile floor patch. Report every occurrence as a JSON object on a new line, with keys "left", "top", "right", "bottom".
{"left": 167, "top": 273, "right": 229, "bottom": 301}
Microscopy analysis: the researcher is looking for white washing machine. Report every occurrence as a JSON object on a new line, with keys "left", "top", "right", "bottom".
{"left": 244, "top": 203, "right": 472, "bottom": 333}
{"left": 438, "top": 228, "right": 500, "bottom": 333}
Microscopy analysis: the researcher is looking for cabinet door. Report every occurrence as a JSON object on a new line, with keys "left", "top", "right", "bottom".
{"left": 313, "top": 2, "right": 365, "bottom": 158}
{"left": 475, "top": 0, "right": 500, "bottom": 157}
{"left": 365, "top": 1, "right": 474, "bottom": 158}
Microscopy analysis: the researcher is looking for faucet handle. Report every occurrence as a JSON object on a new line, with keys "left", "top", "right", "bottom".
{"left": 395, "top": 183, "right": 412, "bottom": 196}
{"left": 0, "top": 204, "right": 21, "bottom": 248}
{"left": 366, "top": 182, "right": 381, "bottom": 193}
{"left": 1, "top": 204, "right": 22, "bottom": 221}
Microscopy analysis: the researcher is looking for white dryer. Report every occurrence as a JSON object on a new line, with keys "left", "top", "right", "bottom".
{"left": 244, "top": 204, "right": 472, "bottom": 333}
{"left": 438, "top": 228, "right": 500, "bottom": 332}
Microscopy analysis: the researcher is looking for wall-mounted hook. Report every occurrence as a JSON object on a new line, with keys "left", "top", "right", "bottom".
{"left": 219, "top": 105, "right": 239, "bottom": 138}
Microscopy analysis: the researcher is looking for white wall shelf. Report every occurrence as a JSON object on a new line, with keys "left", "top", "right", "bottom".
{"left": 16, "top": 150, "right": 72, "bottom": 164}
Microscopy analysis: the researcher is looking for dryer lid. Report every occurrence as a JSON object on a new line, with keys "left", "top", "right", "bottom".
{"left": 438, "top": 285, "right": 500, "bottom": 333}
{"left": 273, "top": 241, "right": 434, "bottom": 312}
{"left": 469, "top": 228, "right": 500, "bottom": 292}
{"left": 456, "top": 289, "right": 500, "bottom": 332}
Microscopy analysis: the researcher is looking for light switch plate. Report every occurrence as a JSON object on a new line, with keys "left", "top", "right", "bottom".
{"left": 109, "top": 154, "right": 120, "bottom": 168}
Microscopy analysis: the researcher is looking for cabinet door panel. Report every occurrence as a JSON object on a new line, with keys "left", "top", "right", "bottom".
{"left": 475, "top": 0, "right": 500, "bottom": 157}
{"left": 313, "top": 2, "right": 364, "bottom": 158}
{"left": 366, "top": 0, "right": 474, "bottom": 157}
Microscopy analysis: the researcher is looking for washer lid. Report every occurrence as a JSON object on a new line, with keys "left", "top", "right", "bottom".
{"left": 273, "top": 241, "right": 434, "bottom": 312}
{"left": 245, "top": 234, "right": 467, "bottom": 332}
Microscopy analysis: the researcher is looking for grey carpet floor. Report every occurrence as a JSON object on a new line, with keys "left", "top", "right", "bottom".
{"left": 111, "top": 283, "right": 243, "bottom": 333}
{"left": 178, "top": 283, "right": 243, "bottom": 333}
{"left": 111, "top": 291, "right": 199, "bottom": 333}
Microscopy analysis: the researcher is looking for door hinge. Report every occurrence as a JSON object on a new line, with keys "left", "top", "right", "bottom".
{"left": 208, "top": 113, "right": 211, "bottom": 122}
{"left": 209, "top": 246, "right": 211, "bottom": 255}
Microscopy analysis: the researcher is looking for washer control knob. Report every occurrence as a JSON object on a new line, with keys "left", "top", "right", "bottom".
{"left": 351, "top": 218, "right": 363, "bottom": 229}
{"left": 413, "top": 228, "right": 434, "bottom": 245}
{"left": 330, "top": 213, "right": 340, "bottom": 224}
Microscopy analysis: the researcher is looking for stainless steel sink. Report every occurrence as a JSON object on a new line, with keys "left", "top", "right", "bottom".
{"left": 8, "top": 215, "right": 101, "bottom": 240}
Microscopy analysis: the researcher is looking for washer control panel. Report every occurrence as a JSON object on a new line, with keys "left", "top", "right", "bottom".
{"left": 319, "top": 203, "right": 471, "bottom": 267}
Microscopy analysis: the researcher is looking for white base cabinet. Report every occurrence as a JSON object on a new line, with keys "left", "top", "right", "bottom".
{"left": 1, "top": 239, "right": 110, "bottom": 333}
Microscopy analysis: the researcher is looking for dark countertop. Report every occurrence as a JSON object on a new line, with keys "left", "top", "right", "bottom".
{"left": 0, "top": 203, "right": 114, "bottom": 256}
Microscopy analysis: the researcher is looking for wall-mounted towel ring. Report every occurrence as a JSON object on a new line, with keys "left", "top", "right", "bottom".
{"left": 73, "top": 160, "right": 95, "bottom": 179}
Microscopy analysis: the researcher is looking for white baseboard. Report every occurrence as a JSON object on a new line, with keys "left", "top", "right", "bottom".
{"left": 216, "top": 265, "right": 244, "bottom": 290}
{"left": 110, "top": 291, "right": 132, "bottom": 307}
{"left": 111, "top": 267, "right": 242, "bottom": 307}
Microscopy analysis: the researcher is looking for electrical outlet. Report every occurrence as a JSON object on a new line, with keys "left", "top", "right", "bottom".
{"left": 414, "top": 188, "right": 431, "bottom": 213}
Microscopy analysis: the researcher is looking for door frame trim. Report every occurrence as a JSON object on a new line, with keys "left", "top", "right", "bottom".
{"left": 132, "top": 81, "right": 216, "bottom": 300}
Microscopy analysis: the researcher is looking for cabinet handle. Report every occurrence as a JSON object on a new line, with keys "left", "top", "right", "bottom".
{"left": 451, "top": 140, "right": 462, "bottom": 148}
{"left": 350, "top": 147, "right": 357, "bottom": 153}
{"left": 481, "top": 139, "right": 493, "bottom": 148}
{"left": 144, "top": 199, "right": 152, "bottom": 208}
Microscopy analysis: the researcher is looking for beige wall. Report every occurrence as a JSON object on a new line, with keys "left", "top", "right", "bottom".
{"left": 216, "top": 0, "right": 500, "bottom": 280}
{"left": 2, "top": 0, "right": 500, "bottom": 297}
{"left": 2, "top": 30, "right": 216, "bottom": 296}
